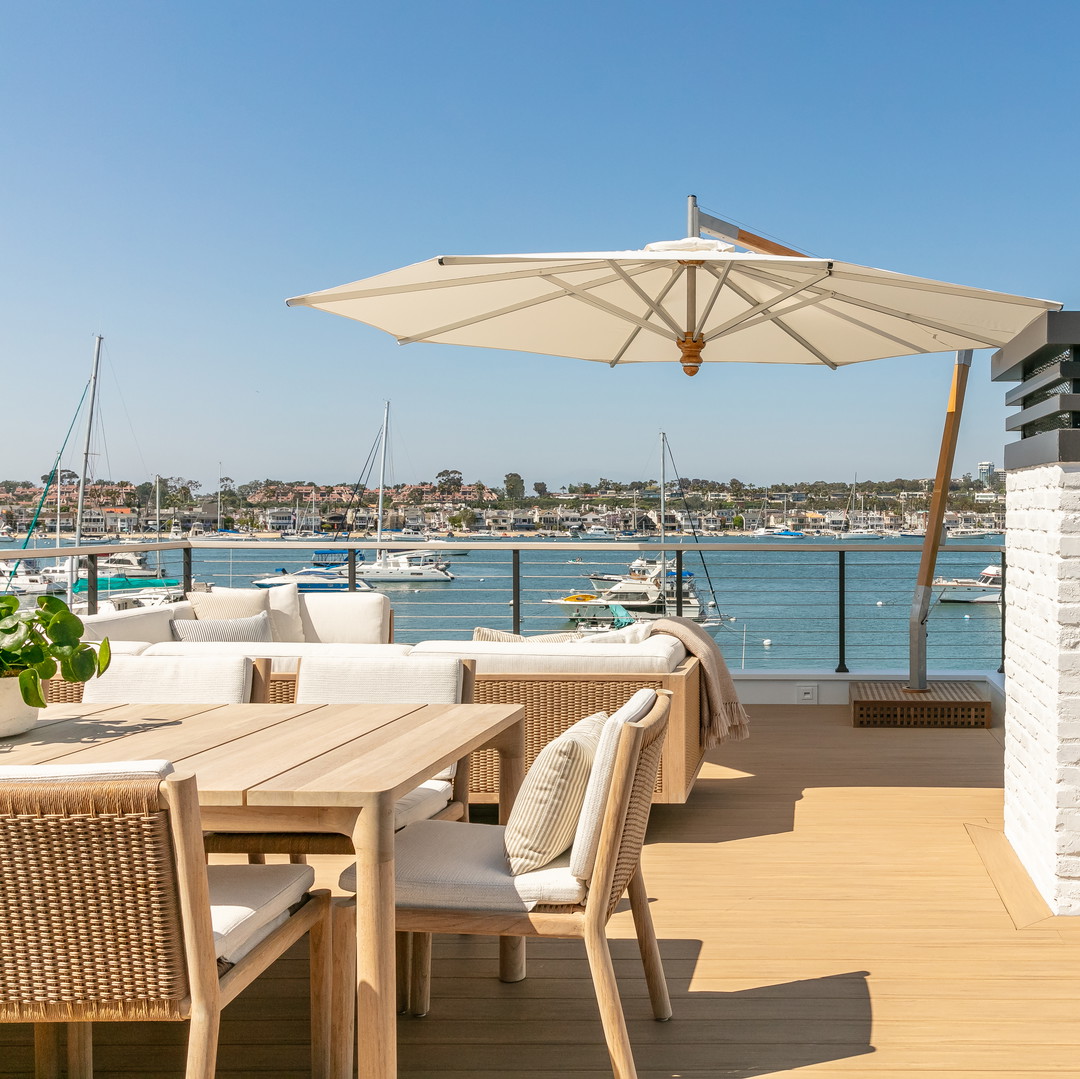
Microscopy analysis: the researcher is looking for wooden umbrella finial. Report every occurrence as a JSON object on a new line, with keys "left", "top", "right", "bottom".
{"left": 678, "top": 333, "right": 705, "bottom": 376}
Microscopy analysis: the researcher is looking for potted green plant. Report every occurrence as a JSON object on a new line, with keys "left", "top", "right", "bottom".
{"left": 0, "top": 594, "right": 111, "bottom": 736}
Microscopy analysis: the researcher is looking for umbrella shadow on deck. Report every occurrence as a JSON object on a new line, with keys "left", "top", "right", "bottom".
{"left": 400, "top": 935, "right": 873, "bottom": 1078}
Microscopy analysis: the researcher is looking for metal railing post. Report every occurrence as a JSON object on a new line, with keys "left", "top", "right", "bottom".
{"left": 836, "top": 549, "right": 849, "bottom": 673}
{"left": 87, "top": 554, "right": 98, "bottom": 616}
{"left": 348, "top": 549, "right": 357, "bottom": 592}
{"left": 182, "top": 548, "right": 192, "bottom": 593}
{"left": 512, "top": 549, "right": 521, "bottom": 634}
{"left": 675, "top": 549, "right": 684, "bottom": 616}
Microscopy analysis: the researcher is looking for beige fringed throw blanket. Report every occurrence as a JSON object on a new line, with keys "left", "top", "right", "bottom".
{"left": 648, "top": 617, "right": 750, "bottom": 746}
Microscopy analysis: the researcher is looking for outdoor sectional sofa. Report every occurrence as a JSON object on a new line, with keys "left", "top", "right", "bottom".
{"left": 68, "top": 592, "right": 707, "bottom": 804}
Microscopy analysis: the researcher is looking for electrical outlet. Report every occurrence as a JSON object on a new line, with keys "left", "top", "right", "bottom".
{"left": 796, "top": 683, "right": 818, "bottom": 705}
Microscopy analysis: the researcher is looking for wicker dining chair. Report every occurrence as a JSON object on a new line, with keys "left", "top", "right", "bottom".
{"left": 0, "top": 762, "right": 335, "bottom": 1079}
{"left": 338, "top": 689, "right": 673, "bottom": 1079}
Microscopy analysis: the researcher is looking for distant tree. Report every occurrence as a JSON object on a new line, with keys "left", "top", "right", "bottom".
{"left": 504, "top": 472, "right": 525, "bottom": 501}
{"left": 436, "top": 469, "right": 463, "bottom": 495}
{"left": 533, "top": 481, "right": 548, "bottom": 497}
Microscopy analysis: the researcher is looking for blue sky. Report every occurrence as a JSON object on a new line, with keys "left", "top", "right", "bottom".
{"left": 2, "top": 1, "right": 1077, "bottom": 492}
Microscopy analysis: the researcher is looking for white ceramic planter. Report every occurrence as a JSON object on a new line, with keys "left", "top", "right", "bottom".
{"left": 0, "top": 676, "right": 39, "bottom": 738}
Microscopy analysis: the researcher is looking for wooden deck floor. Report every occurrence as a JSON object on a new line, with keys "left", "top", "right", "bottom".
{"left": 7, "top": 703, "right": 1076, "bottom": 1078}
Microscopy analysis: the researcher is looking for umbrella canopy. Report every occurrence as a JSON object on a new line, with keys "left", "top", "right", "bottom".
{"left": 286, "top": 237, "right": 1060, "bottom": 375}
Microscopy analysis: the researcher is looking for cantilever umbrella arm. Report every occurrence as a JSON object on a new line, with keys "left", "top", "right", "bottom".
{"left": 908, "top": 350, "right": 974, "bottom": 691}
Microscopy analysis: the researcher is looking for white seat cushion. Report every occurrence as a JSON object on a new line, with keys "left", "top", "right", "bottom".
{"left": 82, "top": 655, "right": 253, "bottom": 703}
{"left": 394, "top": 779, "right": 454, "bottom": 830}
{"left": 0, "top": 761, "right": 173, "bottom": 782}
{"left": 570, "top": 689, "right": 658, "bottom": 882}
{"left": 143, "top": 641, "right": 412, "bottom": 674}
{"left": 409, "top": 636, "right": 686, "bottom": 675}
{"left": 104, "top": 640, "right": 152, "bottom": 656}
{"left": 207, "top": 863, "right": 314, "bottom": 964}
{"left": 294, "top": 656, "right": 461, "bottom": 704}
{"left": 339, "top": 819, "right": 586, "bottom": 912}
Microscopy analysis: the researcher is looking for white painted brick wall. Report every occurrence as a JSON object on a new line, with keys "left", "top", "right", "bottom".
{"left": 1005, "top": 463, "right": 1080, "bottom": 913}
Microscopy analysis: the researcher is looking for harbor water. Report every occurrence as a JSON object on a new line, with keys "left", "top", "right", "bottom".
{"left": 3, "top": 537, "right": 1004, "bottom": 673}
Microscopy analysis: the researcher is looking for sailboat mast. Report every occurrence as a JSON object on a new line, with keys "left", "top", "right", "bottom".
{"left": 375, "top": 401, "right": 389, "bottom": 554}
{"left": 659, "top": 430, "right": 667, "bottom": 614}
{"left": 74, "top": 335, "right": 103, "bottom": 548}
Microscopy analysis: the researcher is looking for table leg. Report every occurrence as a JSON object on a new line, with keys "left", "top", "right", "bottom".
{"left": 353, "top": 797, "right": 397, "bottom": 1079}
{"left": 496, "top": 718, "right": 527, "bottom": 982}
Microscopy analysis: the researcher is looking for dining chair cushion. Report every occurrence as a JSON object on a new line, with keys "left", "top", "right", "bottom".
{"left": 503, "top": 711, "right": 606, "bottom": 875}
{"left": 0, "top": 760, "right": 174, "bottom": 782}
{"left": 81, "top": 655, "right": 254, "bottom": 704}
{"left": 172, "top": 611, "right": 273, "bottom": 643}
{"left": 472, "top": 627, "right": 584, "bottom": 643}
{"left": 206, "top": 863, "right": 315, "bottom": 964}
{"left": 570, "top": 689, "right": 658, "bottom": 882}
{"left": 340, "top": 819, "right": 587, "bottom": 912}
{"left": 394, "top": 779, "right": 454, "bottom": 830}
{"left": 294, "top": 656, "right": 462, "bottom": 705}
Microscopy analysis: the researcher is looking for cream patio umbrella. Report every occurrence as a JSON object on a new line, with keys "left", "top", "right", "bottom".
{"left": 285, "top": 205, "right": 1061, "bottom": 689}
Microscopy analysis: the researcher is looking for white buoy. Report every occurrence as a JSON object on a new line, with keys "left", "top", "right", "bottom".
{"left": 876, "top": 601, "right": 884, "bottom": 607}
{"left": 478, "top": 578, "right": 485, "bottom": 582}
{"left": 964, "top": 613, "right": 971, "bottom": 619}
{"left": 763, "top": 639, "right": 772, "bottom": 647}
{"left": 729, "top": 616, "right": 737, "bottom": 622}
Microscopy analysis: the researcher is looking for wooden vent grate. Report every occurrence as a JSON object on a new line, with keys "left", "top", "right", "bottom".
{"left": 851, "top": 681, "right": 991, "bottom": 728}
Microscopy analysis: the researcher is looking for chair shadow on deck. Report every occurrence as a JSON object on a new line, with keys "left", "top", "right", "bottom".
{"left": 399, "top": 935, "right": 874, "bottom": 1078}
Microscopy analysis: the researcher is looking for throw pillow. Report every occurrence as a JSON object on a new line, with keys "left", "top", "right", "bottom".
{"left": 503, "top": 712, "right": 606, "bottom": 876}
{"left": 265, "top": 583, "right": 304, "bottom": 642}
{"left": 569, "top": 688, "right": 658, "bottom": 882}
{"left": 187, "top": 587, "right": 268, "bottom": 622}
{"left": 172, "top": 611, "right": 273, "bottom": 643}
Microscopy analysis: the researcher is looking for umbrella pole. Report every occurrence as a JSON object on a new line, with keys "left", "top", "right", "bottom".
{"left": 907, "top": 349, "right": 973, "bottom": 691}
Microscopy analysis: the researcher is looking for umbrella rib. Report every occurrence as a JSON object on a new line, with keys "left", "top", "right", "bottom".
{"left": 734, "top": 265, "right": 1014, "bottom": 346}
{"left": 700, "top": 269, "right": 832, "bottom": 343}
{"left": 287, "top": 261, "right": 620, "bottom": 306}
{"left": 722, "top": 276, "right": 838, "bottom": 368}
{"left": 541, "top": 273, "right": 677, "bottom": 342}
{"left": 827, "top": 268, "right": 1059, "bottom": 308}
{"left": 392, "top": 263, "right": 661, "bottom": 345}
{"left": 609, "top": 267, "right": 686, "bottom": 366}
{"left": 606, "top": 262, "right": 685, "bottom": 336}
{"left": 708, "top": 291, "right": 832, "bottom": 338}
{"left": 807, "top": 302, "right": 933, "bottom": 356}
{"left": 694, "top": 263, "right": 732, "bottom": 337}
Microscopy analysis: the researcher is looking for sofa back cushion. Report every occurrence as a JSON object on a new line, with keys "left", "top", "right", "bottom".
{"left": 409, "top": 636, "right": 686, "bottom": 675}
{"left": 80, "top": 601, "right": 194, "bottom": 644}
{"left": 299, "top": 592, "right": 391, "bottom": 644}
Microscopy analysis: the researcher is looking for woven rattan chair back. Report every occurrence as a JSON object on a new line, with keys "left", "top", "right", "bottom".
{"left": 0, "top": 774, "right": 189, "bottom": 1023}
{"left": 589, "top": 694, "right": 670, "bottom": 921}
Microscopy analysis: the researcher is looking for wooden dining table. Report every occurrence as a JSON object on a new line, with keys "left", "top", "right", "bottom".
{"left": 1, "top": 698, "right": 527, "bottom": 1079}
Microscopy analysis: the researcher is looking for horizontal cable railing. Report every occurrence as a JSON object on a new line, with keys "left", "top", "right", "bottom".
{"left": 5, "top": 538, "right": 1005, "bottom": 673}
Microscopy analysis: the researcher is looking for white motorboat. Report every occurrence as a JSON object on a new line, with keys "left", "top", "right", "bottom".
{"left": 544, "top": 565, "right": 704, "bottom": 622}
{"left": 838, "top": 530, "right": 882, "bottom": 540}
{"left": 253, "top": 567, "right": 375, "bottom": 593}
{"left": 572, "top": 525, "right": 618, "bottom": 540}
{"left": 933, "top": 565, "right": 1002, "bottom": 603}
{"left": 0, "top": 559, "right": 66, "bottom": 596}
{"left": 309, "top": 546, "right": 453, "bottom": 583}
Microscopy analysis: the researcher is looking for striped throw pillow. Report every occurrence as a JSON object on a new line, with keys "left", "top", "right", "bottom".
{"left": 172, "top": 611, "right": 273, "bottom": 643}
{"left": 503, "top": 711, "right": 606, "bottom": 875}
